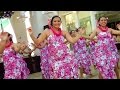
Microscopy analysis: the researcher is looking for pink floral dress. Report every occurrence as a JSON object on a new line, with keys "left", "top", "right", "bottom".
{"left": 47, "top": 31, "right": 79, "bottom": 79}
{"left": 73, "top": 37, "right": 91, "bottom": 75}
{"left": 110, "top": 37, "right": 119, "bottom": 62}
{"left": 94, "top": 30, "right": 117, "bottom": 79}
{"left": 89, "top": 40, "right": 96, "bottom": 66}
{"left": 3, "top": 46, "right": 22, "bottom": 79}
{"left": 16, "top": 53, "right": 30, "bottom": 79}
{"left": 40, "top": 45, "right": 50, "bottom": 79}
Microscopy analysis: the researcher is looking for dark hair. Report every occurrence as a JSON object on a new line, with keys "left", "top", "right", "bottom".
{"left": 76, "top": 27, "right": 82, "bottom": 32}
{"left": 70, "top": 30, "right": 75, "bottom": 35}
{"left": 8, "top": 33, "right": 13, "bottom": 42}
{"left": 98, "top": 16, "right": 108, "bottom": 22}
{"left": 50, "top": 15, "right": 61, "bottom": 26}
{"left": 43, "top": 25, "right": 50, "bottom": 30}
{"left": 37, "top": 33, "right": 41, "bottom": 38}
{"left": 116, "top": 21, "right": 120, "bottom": 25}
{"left": 76, "top": 29, "right": 78, "bottom": 32}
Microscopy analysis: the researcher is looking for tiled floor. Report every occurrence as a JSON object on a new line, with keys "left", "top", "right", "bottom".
{"left": 28, "top": 63, "right": 120, "bottom": 79}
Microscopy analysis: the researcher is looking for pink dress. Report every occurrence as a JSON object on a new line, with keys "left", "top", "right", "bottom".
{"left": 94, "top": 30, "right": 117, "bottom": 79}
{"left": 16, "top": 53, "right": 30, "bottom": 79}
{"left": 89, "top": 40, "right": 96, "bottom": 66}
{"left": 3, "top": 46, "right": 22, "bottom": 79}
{"left": 40, "top": 45, "right": 50, "bottom": 79}
{"left": 73, "top": 37, "right": 91, "bottom": 75}
{"left": 47, "top": 31, "right": 79, "bottom": 79}
{"left": 110, "top": 37, "right": 119, "bottom": 62}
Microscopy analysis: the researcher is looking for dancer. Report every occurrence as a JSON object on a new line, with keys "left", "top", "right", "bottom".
{"left": 35, "top": 33, "right": 49, "bottom": 79}
{"left": 2, "top": 32, "right": 21, "bottom": 79}
{"left": 87, "top": 32, "right": 97, "bottom": 70}
{"left": 73, "top": 27, "right": 92, "bottom": 78}
{"left": 2, "top": 32, "right": 29, "bottom": 79}
{"left": 89, "top": 16, "right": 120, "bottom": 79}
{"left": 28, "top": 15, "right": 82, "bottom": 79}
{"left": 16, "top": 42, "right": 30, "bottom": 79}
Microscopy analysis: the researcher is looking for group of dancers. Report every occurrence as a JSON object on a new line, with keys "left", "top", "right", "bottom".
{"left": 0, "top": 15, "right": 120, "bottom": 79}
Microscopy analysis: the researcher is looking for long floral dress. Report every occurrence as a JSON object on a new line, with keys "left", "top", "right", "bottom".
{"left": 73, "top": 37, "right": 91, "bottom": 75}
{"left": 47, "top": 31, "right": 79, "bottom": 79}
{"left": 93, "top": 30, "right": 117, "bottom": 79}
{"left": 89, "top": 40, "right": 96, "bottom": 66}
{"left": 3, "top": 46, "right": 22, "bottom": 79}
{"left": 40, "top": 45, "right": 50, "bottom": 79}
{"left": 16, "top": 53, "right": 30, "bottom": 79}
{"left": 110, "top": 37, "right": 119, "bottom": 62}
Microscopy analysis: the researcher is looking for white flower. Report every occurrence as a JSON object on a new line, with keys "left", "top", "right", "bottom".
{"left": 61, "top": 69, "right": 64, "bottom": 77}
{"left": 100, "top": 61, "right": 104, "bottom": 66}
{"left": 100, "top": 32, "right": 106, "bottom": 35}
{"left": 56, "top": 50, "right": 64, "bottom": 57}
{"left": 53, "top": 41, "right": 60, "bottom": 48}
{"left": 54, "top": 61, "right": 62, "bottom": 70}
{"left": 101, "top": 55, "right": 106, "bottom": 60}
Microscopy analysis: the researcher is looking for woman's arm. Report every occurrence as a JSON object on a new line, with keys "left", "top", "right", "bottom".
{"left": 0, "top": 33, "right": 8, "bottom": 54}
{"left": 28, "top": 27, "right": 48, "bottom": 46}
{"left": 36, "top": 40, "right": 47, "bottom": 49}
{"left": 64, "top": 30, "right": 82, "bottom": 44}
{"left": 12, "top": 43, "right": 21, "bottom": 53}
{"left": 89, "top": 29, "right": 97, "bottom": 40}
{"left": 111, "top": 28, "right": 120, "bottom": 35}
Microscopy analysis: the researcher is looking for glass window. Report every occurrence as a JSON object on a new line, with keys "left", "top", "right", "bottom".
{"left": 79, "top": 16, "right": 92, "bottom": 35}
{"left": 65, "top": 13, "right": 76, "bottom": 32}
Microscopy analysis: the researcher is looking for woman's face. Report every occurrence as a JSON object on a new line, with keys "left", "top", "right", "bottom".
{"left": 98, "top": 17, "right": 107, "bottom": 27}
{"left": 52, "top": 17, "right": 61, "bottom": 29}
{"left": 117, "top": 23, "right": 120, "bottom": 30}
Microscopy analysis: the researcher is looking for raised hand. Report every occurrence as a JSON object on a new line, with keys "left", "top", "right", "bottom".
{"left": 0, "top": 32, "right": 8, "bottom": 41}
{"left": 27, "top": 27, "right": 33, "bottom": 35}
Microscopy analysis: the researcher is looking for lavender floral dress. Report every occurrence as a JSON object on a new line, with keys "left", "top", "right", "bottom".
{"left": 94, "top": 30, "right": 118, "bottom": 79}
{"left": 73, "top": 37, "right": 91, "bottom": 75}
{"left": 47, "top": 32, "right": 79, "bottom": 79}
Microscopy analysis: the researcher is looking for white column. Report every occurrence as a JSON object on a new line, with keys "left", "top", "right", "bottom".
{"left": 10, "top": 11, "right": 28, "bottom": 42}
{"left": 90, "top": 11, "right": 97, "bottom": 30}
{"left": 30, "top": 11, "right": 48, "bottom": 37}
{"left": 73, "top": 11, "right": 80, "bottom": 28}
